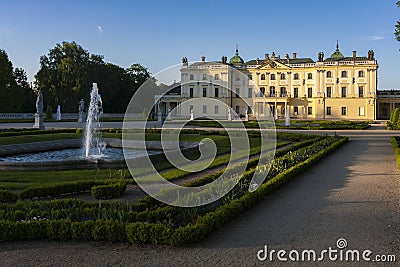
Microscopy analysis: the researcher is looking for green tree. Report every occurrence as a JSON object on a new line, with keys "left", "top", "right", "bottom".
{"left": 395, "top": 1, "right": 400, "bottom": 42}
{"left": 35, "top": 41, "right": 152, "bottom": 113}
{"left": 35, "top": 41, "right": 92, "bottom": 112}
{"left": 0, "top": 50, "right": 26, "bottom": 112}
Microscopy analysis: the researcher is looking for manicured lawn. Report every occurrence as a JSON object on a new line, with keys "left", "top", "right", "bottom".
{"left": 186, "top": 119, "right": 372, "bottom": 130}
{"left": 0, "top": 130, "right": 292, "bottom": 189}
{"left": 0, "top": 133, "right": 79, "bottom": 146}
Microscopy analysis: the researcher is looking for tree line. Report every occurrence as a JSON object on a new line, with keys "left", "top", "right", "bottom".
{"left": 0, "top": 41, "right": 152, "bottom": 113}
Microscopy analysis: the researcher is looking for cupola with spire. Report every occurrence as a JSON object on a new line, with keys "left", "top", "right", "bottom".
{"left": 330, "top": 40, "right": 344, "bottom": 59}
{"left": 229, "top": 45, "right": 244, "bottom": 65}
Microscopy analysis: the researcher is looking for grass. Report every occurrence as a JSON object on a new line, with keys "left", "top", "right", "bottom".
{"left": 186, "top": 119, "right": 372, "bottom": 130}
{"left": 0, "top": 129, "right": 293, "bottom": 189}
{"left": 0, "top": 133, "right": 80, "bottom": 146}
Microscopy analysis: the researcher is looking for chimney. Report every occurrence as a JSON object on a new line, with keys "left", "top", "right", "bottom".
{"left": 265, "top": 53, "right": 269, "bottom": 60}
{"left": 352, "top": 51, "right": 357, "bottom": 58}
{"left": 293, "top": 52, "right": 297, "bottom": 59}
{"left": 201, "top": 56, "right": 205, "bottom": 62}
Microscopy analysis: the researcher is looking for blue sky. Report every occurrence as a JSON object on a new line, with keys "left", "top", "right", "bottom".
{"left": 1, "top": 0, "right": 400, "bottom": 88}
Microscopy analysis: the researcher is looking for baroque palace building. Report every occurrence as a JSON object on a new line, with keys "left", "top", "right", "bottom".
{"left": 160, "top": 42, "right": 383, "bottom": 120}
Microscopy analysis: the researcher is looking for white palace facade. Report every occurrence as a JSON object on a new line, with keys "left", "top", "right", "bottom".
{"left": 157, "top": 43, "right": 400, "bottom": 121}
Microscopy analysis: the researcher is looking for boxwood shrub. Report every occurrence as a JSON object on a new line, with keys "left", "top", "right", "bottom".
{"left": 0, "top": 190, "right": 18, "bottom": 203}
{"left": 91, "top": 182, "right": 127, "bottom": 199}
{"left": 20, "top": 181, "right": 103, "bottom": 200}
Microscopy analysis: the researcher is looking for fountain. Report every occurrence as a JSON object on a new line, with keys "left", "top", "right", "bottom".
{"left": 0, "top": 83, "right": 200, "bottom": 171}
{"left": 83, "top": 83, "right": 105, "bottom": 158}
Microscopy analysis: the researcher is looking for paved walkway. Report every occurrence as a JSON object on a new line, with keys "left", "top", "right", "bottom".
{"left": 0, "top": 125, "right": 399, "bottom": 266}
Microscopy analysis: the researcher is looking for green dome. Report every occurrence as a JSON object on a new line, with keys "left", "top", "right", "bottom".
{"left": 330, "top": 41, "right": 344, "bottom": 59}
{"left": 229, "top": 48, "right": 244, "bottom": 64}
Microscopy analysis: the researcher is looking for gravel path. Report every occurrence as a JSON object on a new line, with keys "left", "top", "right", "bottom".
{"left": 0, "top": 127, "right": 399, "bottom": 266}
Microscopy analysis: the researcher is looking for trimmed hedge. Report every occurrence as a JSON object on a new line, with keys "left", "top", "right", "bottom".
{"left": 0, "top": 190, "right": 18, "bottom": 203}
{"left": 91, "top": 183, "right": 127, "bottom": 199}
{"left": 0, "top": 136, "right": 347, "bottom": 244}
{"left": 390, "top": 136, "right": 400, "bottom": 169}
{"left": 124, "top": 136, "right": 348, "bottom": 245}
{"left": 19, "top": 181, "right": 103, "bottom": 200}
{"left": 0, "top": 219, "right": 126, "bottom": 242}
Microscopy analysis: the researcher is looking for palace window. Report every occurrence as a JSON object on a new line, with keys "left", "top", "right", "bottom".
{"left": 248, "top": 74, "right": 252, "bottom": 80}
{"left": 235, "top": 74, "right": 240, "bottom": 81}
{"left": 235, "top": 88, "right": 240, "bottom": 98}
{"left": 214, "top": 74, "right": 219, "bottom": 80}
{"left": 203, "top": 88, "right": 207, "bottom": 97}
{"left": 326, "top": 71, "right": 332, "bottom": 78}
{"left": 248, "top": 88, "right": 252, "bottom": 98}
{"left": 214, "top": 105, "right": 219, "bottom": 114}
{"left": 260, "top": 87, "right": 265, "bottom": 96}
{"left": 203, "top": 74, "right": 207, "bottom": 80}
{"left": 359, "top": 86, "right": 364, "bottom": 98}
{"left": 341, "top": 71, "right": 347, "bottom": 78}
{"left": 307, "top": 87, "right": 313, "bottom": 98}
{"left": 359, "top": 106, "right": 365, "bottom": 116}
{"left": 269, "top": 86, "right": 275, "bottom": 96}
{"left": 326, "top": 87, "right": 332, "bottom": 98}
{"left": 326, "top": 106, "right": 332, "bottom": 115}
{"left": 341, "top": 87, "right": 346, "bottom": 98}
{"left": 280, "top": 87, "right": 286, "bottom": 97}
{"left": 280, "top": 73, "right": 286, "bottom": 80}
{"left": 190, "top": 74, "right": 194, "bottom": 80}
{"left": 358, "top": 70, "right": 364, "bottom": 78}
{"left": 341, "top": 107, "right": 347, "bottom": 116}
{"left": 203, "top": 105, "right": 207, "bottom": 114}
{"left": 189, "top": 87, "right": 194, "bottom": 97}
{"left": 308, "top": 107, "right": 312, "bottom": 115}
{"left": 294, "top": 73, "right": 299, "bottom": 80}
{"left": 189, "top": 105, "right": 193, "bottom": 113}
{"left": 307, "top": 73, "right": 313, "bottom": 79}
{"left": 270, "top": 74, "right": 276, "bottom": 80}
{"left": 261, "top": 74, "right": 266, "bottom": 80}
{"left": 235, "top": 106, "right": 240, "bottom": 114}
{"left": 215, "top": 87, "right": 219, "bottom": 97}
{"left": 293, "top": 88, "right": 299, "bottom": 98}
{"left": 294, "top": 106, "right": 298, "bottom": 115}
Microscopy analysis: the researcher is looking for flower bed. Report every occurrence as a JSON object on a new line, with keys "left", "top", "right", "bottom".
{"left": 0, "top": 136, "right": 347, "bottom": 244}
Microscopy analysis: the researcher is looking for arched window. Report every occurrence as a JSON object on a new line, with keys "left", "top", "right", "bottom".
{"left": 326, "top": 71, "right": 332, "bottom": 78}
{"left": 341, "top": 71, "right": 347, "bottom": 78}
{"left": 270, "top": 74, "right": 276, "bottom": 80}
{"left": 280, "top": 73, "right": 286, "bottom": 80}
{"left": 261, "top": 74, "right": 265, "bottom": 80}
{"left": 307, "top": 73, "right": 313, "bottom": 79}
{"left": 294, "top": 73, "right": 299, "bottom": 80}
{"left": 358, "top": 70, "right": 364, "bottom": 77}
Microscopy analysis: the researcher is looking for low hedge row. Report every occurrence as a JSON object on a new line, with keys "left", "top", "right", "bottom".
{"left": 124, "top": 136, "right": 348, "bottom": 245}
{"left": 390, "top": 136, "right": 400, "bottom": 169}
{"left": 20, "top": 181, "right": 104, "bottom": 200}
{"left": 0, "top": 219, "right": 126, "bottom": 242}
{"left": 0, "top": 128, "right": 78, "bottom": 138}
{"left": 91, "top": 183, "right": 127, "bottom": 199}
{"left": 0, "top": 137, "right": 347, "bottom": 243}
{"left": 0, "top": 190, "right": 18, "bottom": 203}
{"left": 130, "top": 137, "right": 321, "bottom": 213}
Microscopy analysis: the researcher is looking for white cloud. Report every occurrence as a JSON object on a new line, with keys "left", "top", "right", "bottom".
{"left": 368, "top": 36, "right": 384, "bottom": 41}
{"left": 97, "top": 25, "right": 103, "bottom": 33}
